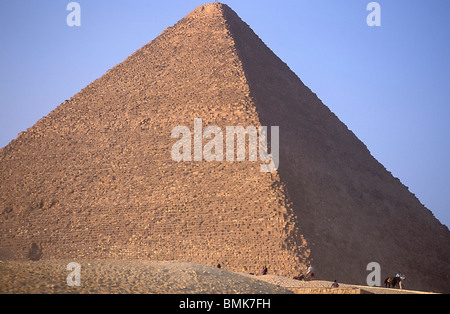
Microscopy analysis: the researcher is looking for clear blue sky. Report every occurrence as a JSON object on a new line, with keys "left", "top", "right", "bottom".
{"left": 0, "top": 0, "right": 449, "bottom": 228}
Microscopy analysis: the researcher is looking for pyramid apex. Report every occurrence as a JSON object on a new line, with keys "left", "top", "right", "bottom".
{"left": 188, "top": 2, "right": 231, "bottom": 18}
{"left": 198, "top": 2, "right": 228, "bottom": 9}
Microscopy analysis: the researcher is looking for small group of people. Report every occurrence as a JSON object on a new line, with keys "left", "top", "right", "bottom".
{"left": 260, "top": 266, "right": 268, "bottom": 276}
{"left": 304, "top": 264, "right": 340, "bottom": 288}
{"left": 218, "top": 261, "right": 406, "bottom": 290}
{"left": 293, "top": 264, "right": 315, "bottom": 281}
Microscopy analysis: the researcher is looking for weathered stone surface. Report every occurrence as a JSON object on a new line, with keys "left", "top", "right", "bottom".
{"left": 0, "top": 3, "right": 449, "bottom": 293}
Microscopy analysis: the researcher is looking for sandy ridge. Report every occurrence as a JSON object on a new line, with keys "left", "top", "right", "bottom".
{"left": 0, "top": 260, "right": 291, "bottom": 294}
{"left": 0, "top": 260, "right": 437, "bottom": 294}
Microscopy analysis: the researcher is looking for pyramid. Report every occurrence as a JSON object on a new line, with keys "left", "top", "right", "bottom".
{"left": 1, "top": 3, "right": 449, "bottom": 292}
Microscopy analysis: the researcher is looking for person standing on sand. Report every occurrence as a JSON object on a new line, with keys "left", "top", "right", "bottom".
{"left": 306, "top": 264, "right": 314, "bottom": 280}
{"left": 396, "top": 271, "right": 404, "bottom": 289}
{"left": 331, "top": 280, "right": 339, "bottom": 288}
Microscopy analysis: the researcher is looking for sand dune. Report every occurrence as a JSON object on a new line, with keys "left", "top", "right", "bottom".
{"left": 0, "top": 260, "right": 291, "bottom": 294}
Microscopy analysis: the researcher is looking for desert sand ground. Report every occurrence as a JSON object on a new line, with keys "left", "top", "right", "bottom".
{"left": 0, "top": 260, "right": 291, "bottom": 294}
{"left": 0, "top": 260, "right": 436, "bottom": 294}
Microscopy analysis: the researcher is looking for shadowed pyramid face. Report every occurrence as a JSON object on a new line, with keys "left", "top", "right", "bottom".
{"left": 1, "top": 2, "right": 449, "bottom": 293}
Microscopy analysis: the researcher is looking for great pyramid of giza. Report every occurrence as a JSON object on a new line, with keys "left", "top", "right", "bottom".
{"left": 1, "top": 3, "right": 449, "bottom": 292}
